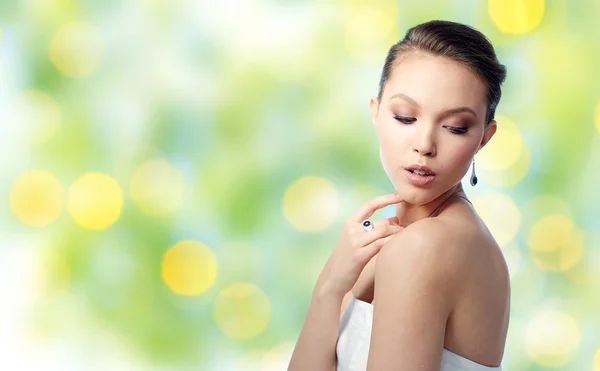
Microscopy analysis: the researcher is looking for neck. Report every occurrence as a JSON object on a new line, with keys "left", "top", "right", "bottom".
{"left": 395, "top": 182, "right": 464, "bottom": 227}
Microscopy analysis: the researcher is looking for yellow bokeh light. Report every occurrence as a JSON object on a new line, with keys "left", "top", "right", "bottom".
{"left": 130, "top": 158, "right": 187, "bottom": 215}
{"left": 261, "top": 341, "right": 295, "bottom": 371}
{"left": 594, "top": 347, "right": 600, "bottom": 371}
{"left": 68, "top": 172, "right": 123, "bottom": 230}
{"left": 528, "top": 214, "right": 583, "bottom": 271}
{"left": 488, "top": 0, "right": 545, "bottom": 35}
{"left": 595, "top": 100, "right": 600, "bottom": 135}
{"left": 477, "top": 116, "right": 530, "bottom": 187}
{"left": 282, "top": 176, "right": 339, "bottom": 233}
{"left": 161, "top": 240, "right": 217, "bottom": 296}
{"left": 471, "top": 192, "right": 521, "bottom": 247}
{"left": 343, "top": 0, "right": 399, "bottom": 65}
{"left": 214, "top": 283, "right": 270, "bottom": 340}
{"left": 25, "top": 0, "right": 76, "bottom": 25}
{"left": 525, "top": 310, "right": 580, "bottom": 368}
{"left": 499, "top": 143, "right": 530, "bottom": 187}
{"left": 18, "top": 90, "right": 61, "bottom": 144}
{"left": 529, "top": 214, "right": 572, "bottom": 252}
{"left": 479, "top": 116, "right": 524, "bottom": 172}
{"left": 10, "top": 170, "right": 63, "bottom": 227}
{"left": 49, "top": 21, "right": 103, "bottom": 77}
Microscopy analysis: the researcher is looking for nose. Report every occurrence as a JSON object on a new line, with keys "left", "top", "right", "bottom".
{"left": 412, "top": 125, "right": 437, "bottom": 157}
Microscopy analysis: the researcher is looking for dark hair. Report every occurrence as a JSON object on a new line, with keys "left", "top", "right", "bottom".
{"left": 377, "top": 20, "right": 507, "bottom": 124}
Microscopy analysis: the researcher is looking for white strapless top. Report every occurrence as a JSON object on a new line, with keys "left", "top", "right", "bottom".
{"left": 337, "top": 296, "right": 502, "bottom": 371}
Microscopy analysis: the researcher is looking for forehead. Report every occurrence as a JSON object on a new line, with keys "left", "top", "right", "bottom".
{"left": 385, "top": 52, "right": 488, "bottom": 112}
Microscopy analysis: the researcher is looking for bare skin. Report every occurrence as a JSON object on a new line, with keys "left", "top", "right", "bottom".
{"left": 342, "top": 184, "right": 510, "bottom": 367}
{"left": 290, "top": 50, "right": 510, "bottom": 370}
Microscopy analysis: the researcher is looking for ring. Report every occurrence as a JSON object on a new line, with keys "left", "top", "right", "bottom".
{"left": 361, "top": 219, "right": 373, "bottom": 232}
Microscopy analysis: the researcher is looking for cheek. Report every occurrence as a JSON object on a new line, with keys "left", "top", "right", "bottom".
{"left": 448, "top": 143, "right": 477, "bottom": 175}
{"left": 379, "top": 146, "right": 392, "bottom": 178}
{"left": 379, "top": 144, "right": 405, "bottom": 189}
{"left": 377, "top": 128, "right": 407, "bottom": 180}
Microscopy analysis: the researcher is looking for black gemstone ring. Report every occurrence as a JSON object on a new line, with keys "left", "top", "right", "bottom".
{"left": 361, "top": 219, "right": 373, "bottom": 232}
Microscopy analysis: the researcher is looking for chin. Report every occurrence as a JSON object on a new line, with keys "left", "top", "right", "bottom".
{"left": 392, "top": 183, "right": 436, "bottom": 205}
{"left": 386, "top": 165, "right": 453, "bottom": 204}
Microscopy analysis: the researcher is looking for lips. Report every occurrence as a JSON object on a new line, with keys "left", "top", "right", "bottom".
{"left": 403, "top": 164, "right": 436, "bottom": 187}
{"left": 405, "top": 164, "right": 436, "bottom": 176}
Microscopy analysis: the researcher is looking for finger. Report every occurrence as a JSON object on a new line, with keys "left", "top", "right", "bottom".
{"left": 355, "top": 234, "right": 395, "bottom": 263}
{"left": 373, "top": 216, "right": 401, "bottom": 228}
{"left": 349, "top": 216, "right": 400, "bottom": 234}
{"left": 350, "top": 193, "right": 404, "bottom": 222}
{"left": 354, "top": 224, "right": 403, "bottom": 247}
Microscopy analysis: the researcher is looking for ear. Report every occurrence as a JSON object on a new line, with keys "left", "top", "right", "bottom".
{"left": 369, "top": 96, "right": 379, "bottom": 126}
{"left": 477, "top": 119, "right": 497, "bottom": 153}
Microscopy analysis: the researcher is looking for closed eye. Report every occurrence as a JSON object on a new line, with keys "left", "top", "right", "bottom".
{"left": 447, "top": 126, "right": 469, "bottom": 135}
{"left": 394, "top": 116, "right": 469, "bottom": 135}
{"left": 393, "top": 115, "right": 416, "bottom": 124}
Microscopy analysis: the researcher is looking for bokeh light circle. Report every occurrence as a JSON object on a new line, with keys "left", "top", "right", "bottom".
{"left": 49, "top": 21, "right": 103, "bottom": 77}
{"left": 344, "top": 2, "right": 399, "bottom": 64}
{"left": 525, "top": 309, "right": 580, "bottom": 367}
{"left": 10, "top": 170, "right": 63, "bottom": 227}
{"left": 477, "top": 116, "right": 530, "bottom": 187}
{"left": 594, "top": 347, "right": 600, "bottom": 371}
{"left": 214, "top": 283, "right": 270, "bottom": 340}
{"left": 528, "top": 214, "right": 583, "bottom": 271}
{"left": 162, "top": 240, "right": 217, "bottom": 296}
{"left": 130, "top": 158, "right": 187, "bottom": 215}
{"left": 488, "top": 0, "right": 545, "bottom": 35}
{"left": 478, "top": 116, "right": 524, "bottom": 171}
{"left": 261, "top": 341, "right": 296, "bottom": 371}
{"left": 68, "top": 172, "right": 123, "bottom": 230}
{"left": 471, "top": 192, "right": 521, "bottom": 246}
{"left": 282, "top": 176, "right": 339, "bottom": 233}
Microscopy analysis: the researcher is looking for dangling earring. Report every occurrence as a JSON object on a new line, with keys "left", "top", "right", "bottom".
{"left": 470, "top": 158, "right": 478, "bottom": 186}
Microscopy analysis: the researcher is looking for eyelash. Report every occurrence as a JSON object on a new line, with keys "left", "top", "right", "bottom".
{"left": 393, "top": 116, "right": 469, "bottom": 135}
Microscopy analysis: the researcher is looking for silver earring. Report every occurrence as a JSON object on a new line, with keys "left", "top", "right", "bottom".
{"left": 470, "top": 158, "right": 478, "bottom": 186}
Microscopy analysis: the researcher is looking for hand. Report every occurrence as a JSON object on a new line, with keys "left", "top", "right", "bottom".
{"left": 319, "top": 193, "right": 405, "bottom": 297}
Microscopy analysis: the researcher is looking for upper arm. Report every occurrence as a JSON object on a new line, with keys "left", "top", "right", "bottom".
{"left": 366, "top": 219, "right": 466, "bottom": 371}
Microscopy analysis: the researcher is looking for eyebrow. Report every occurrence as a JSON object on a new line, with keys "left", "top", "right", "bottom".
{"left": 388, "top": 93, "right": 478, "bottom": 118}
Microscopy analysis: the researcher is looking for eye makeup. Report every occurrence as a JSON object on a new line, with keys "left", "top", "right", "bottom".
{"left": 393, "top": 115, "right": 470, "bottom": 135}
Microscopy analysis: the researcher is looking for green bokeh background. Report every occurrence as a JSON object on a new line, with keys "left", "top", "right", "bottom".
{"left": 1, "top": 0, "right": 600, "bottom": 370}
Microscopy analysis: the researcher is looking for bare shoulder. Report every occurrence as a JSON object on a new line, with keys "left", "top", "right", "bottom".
{"left": 373, "top": 203, "right": 511, "bottom": 365}
{"left": 374, "top": 217, "right": 473, "bottom": 301}
{"left": 376, "top": 208, "right": 509, "bottom": 299}
{"left": 378, "top": 216, "right": 479, "bottom": 271}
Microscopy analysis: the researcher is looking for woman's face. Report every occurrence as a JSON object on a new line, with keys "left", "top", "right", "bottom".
{"left": 370, "top": 52, "right": 497, "bottom": 205}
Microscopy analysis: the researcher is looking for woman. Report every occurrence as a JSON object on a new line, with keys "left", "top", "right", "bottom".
{"left": 288, "top": 20, "right": 511, "bottom": 371}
